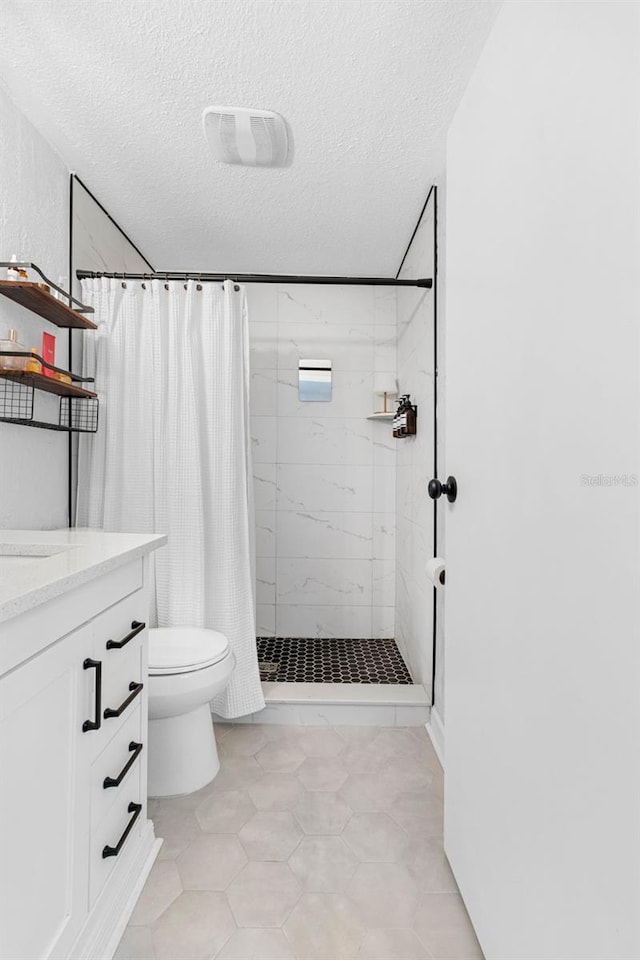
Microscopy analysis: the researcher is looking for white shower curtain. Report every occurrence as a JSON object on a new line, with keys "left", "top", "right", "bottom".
{"left": 77, "top": 277, "right": 265, "bottom": 719}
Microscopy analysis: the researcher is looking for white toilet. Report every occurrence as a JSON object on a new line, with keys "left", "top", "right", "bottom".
{"left": 147, "top": 627, "right": 235, "bottom": 797}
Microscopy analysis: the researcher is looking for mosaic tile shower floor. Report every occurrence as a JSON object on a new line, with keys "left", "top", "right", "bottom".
{"left": 256, "top": 637, "right": 413, "bottom": 684}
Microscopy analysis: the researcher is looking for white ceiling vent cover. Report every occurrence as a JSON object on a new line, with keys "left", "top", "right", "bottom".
{"left": 203, "top": 106, "right": 290, "bottom": 168}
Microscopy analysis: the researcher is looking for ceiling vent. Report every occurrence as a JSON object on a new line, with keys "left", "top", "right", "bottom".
{"left": 203, "top": 106, "right": 290, "bottom": 168}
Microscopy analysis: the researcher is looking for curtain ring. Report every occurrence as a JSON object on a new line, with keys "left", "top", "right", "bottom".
{"left": 234, "top": 284, "right": 240, "bottom": 292}
{"left": 196, "top": 272, "right": 202, "bottom": 292}
{"left": 121, "top": 270, "right": 126, "bottom": 289}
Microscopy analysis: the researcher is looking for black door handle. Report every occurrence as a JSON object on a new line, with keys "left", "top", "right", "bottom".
{"left": 104, "top": 682, "right": 143, "bottom": 720}
{"left": 428, "top": 475, "right": 458, "bottom": 503}
{"left": 103, "top": 741, "right": 144, "bottom": 789}
{"left": 106, "top": 620, "right": 146, "bottom": 650}
{"left": 102, "top": 802, "right": 142, "bottom": 858}
{"left": 82, "top": 658, "right": 102, "bottom": 732}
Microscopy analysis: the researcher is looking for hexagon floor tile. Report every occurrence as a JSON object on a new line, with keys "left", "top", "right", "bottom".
{"left": 226, "top": 861, "right": 302, "bottom": 928}
{"left": 195, "top": 788, "right": 257, "bottom": 834}
{"left": 347, "top": 862, "right": 420, "bottom": 928}
{"left": 413, "top": 892, "right": 484, "bottom": 959}
{"left": 176, "top": 834, "right": 247, "bottom": 890}
{"left": 114, "top": 724, "right": 483, "bottom": 960}
{"left": 283, "top": 893, "right": 365, "bottom": 960}
{"left": 288, "top": 836, "right": 358, "bottom": 892}
{"left": 128, "top": 860, "right": 182, "bottom": 925}
{"left": 217, "top": 927, "right": 295, "bottom": 959}
{"left": 256, "top": 740, "right": 306, "bottom": 774}
{"left": 151, "top": 891, "right": 235, "bottom": 960}
{"left": 295, "top": 757, "right": 348, "bottom": 792}
{"left": 342, "top": 812, "right": 410, "bottom": 862}
{"left": 220, "top": 725, "right": 269, "bottom": 758}
{"left": 247, "top": 772, "right": 303, "bottom": 811}
{"left": 238, "top": 811, "right": 303, "bottom": 860}
{"left": 292, "top": 790, "right": 353, "bottom": 835}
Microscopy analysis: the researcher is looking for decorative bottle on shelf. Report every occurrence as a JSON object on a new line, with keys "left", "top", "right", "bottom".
{"left": 0, "top": 329, "right": 28, "bottom": 372}
{"left": 41, "top": 331, "right": 56, "bottom": 378}
{"left": 393, "top": 395, "right": 406, "bottom": 437}
{"left": 6, "top": 255, "right": 28, "bottom": 281}
{"left": 393, "top": 394, "right": 416, "bottom": 438}
{"left": 25, "top": 349, "right": 42, "bottom": 375}
{"left": 405, "top": 395, "right": 416, "bottom": 435}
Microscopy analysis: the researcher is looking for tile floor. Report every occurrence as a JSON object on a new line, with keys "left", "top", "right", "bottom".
{"left": 115, "top": 724, "right": 483, "bottom": 960}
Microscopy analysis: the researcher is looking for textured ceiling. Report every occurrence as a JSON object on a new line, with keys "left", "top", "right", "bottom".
{"left": 0, "top": 0, "right": 500, "bottom": 275}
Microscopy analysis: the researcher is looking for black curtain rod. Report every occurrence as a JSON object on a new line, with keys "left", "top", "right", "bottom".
{"left": 76, "top": 270, "right": 432, "bottom": 288}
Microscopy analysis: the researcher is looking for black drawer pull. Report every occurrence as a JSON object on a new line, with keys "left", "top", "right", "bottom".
{"left": 102, "top": 802, "right": 142, "bottom": 858}
{"left": 104, "top": 681, "right": 143, "bottom": 720}
{"left": 103, "top": 741, "right": 143, "bottom": 789}
{"left": 106, "top": 620, "right": 146, "bottom": 650}
{"left": 82, "top": 658, "right": 102, "bottom": 732}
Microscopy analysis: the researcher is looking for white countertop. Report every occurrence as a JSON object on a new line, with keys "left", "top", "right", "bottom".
{"left": 0, "top": 528, "right": 167, "bottom": 623}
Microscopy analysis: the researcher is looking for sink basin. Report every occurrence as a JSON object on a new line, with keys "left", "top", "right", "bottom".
{"left": 0, "top": 555, "right": 56, "bottom": 569}
{"left": 0, "top": 545, "right": 71, "bottom": 569}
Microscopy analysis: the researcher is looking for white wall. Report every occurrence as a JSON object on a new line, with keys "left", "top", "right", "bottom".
{"left": 72, "top": 178, "right": 151, "bottom": 283}
{"left": 0, "top": 84, "right": 70, "bottom": 529}
{"left": 396, "top": 200, "right": 439, "bottom": 690}
{"left": 0, "top": 83, "right": 153, "bottom": 531}
{"left": 247, "top": 283, "right": 397, "bottom": 639}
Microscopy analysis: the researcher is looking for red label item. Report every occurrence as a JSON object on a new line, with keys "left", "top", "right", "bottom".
{"left": 41, "top": 331, "right": 56, "bottom": 377}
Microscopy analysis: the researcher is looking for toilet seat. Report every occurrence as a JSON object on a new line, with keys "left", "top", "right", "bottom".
{"left": 149, "top": 627, "right": 230, "bottom": 676}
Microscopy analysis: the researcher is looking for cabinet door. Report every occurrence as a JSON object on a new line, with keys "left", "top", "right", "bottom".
{"left": 0, "top": 626, "right": 92, "bottom": 960}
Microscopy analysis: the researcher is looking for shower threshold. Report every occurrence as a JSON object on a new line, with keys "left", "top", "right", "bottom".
{"left": 256, "top": 636, "right": 412, "bottom": 684}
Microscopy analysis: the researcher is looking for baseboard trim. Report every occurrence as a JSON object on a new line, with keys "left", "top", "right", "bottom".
{"left": 70, "top": 821, "right": 161, "bottom": 960}
{"left": 426, "top": 705, "right": 445, "bottom": 769}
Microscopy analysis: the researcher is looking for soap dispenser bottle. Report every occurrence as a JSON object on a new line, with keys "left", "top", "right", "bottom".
{"left": 404, "top": 395, "right": 416, "bottom": 436}
{"left": 393, "top": 395, "right": 406, "bottom": 438}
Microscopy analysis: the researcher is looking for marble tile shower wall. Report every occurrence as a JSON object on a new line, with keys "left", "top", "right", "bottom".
{"left": 246, "top": 283, "right": 397, "bottom": 641}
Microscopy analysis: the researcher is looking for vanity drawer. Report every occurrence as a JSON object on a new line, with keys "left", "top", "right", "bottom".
{"left": 91, "top": 705, "right": 143, "bottom": 829}
{"left": 94, "top": 591, "right": 147, "bottom": 740}
{"left": 90, "top": 768, "right": 143, "bottom": 907}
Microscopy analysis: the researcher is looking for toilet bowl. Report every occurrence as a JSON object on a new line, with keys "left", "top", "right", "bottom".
{"left": 147, "top": 627, "right": 235, "bottom": 797}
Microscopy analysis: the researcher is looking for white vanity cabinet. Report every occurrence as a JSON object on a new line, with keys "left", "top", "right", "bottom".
{"left": 1, "top": 621, "right": 93, "bottom": 960}
{"left": 0, "top": 532, "right": 166, "bottom": 960}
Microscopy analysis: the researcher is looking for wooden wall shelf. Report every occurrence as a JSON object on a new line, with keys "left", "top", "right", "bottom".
{"left": 0, "top": 280, "right": 98, "bottom": 330}
{"left": 0, "top": 371, "right": 97, "bottom": 399}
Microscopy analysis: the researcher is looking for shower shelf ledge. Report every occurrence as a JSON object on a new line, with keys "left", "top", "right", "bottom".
{"left": 366, "top": 412, "right": 394, "bottom": 420}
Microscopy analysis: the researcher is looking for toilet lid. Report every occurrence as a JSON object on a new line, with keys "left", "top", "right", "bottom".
{"left": 148, "top": 627, "right": 230, "bottom": 675}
